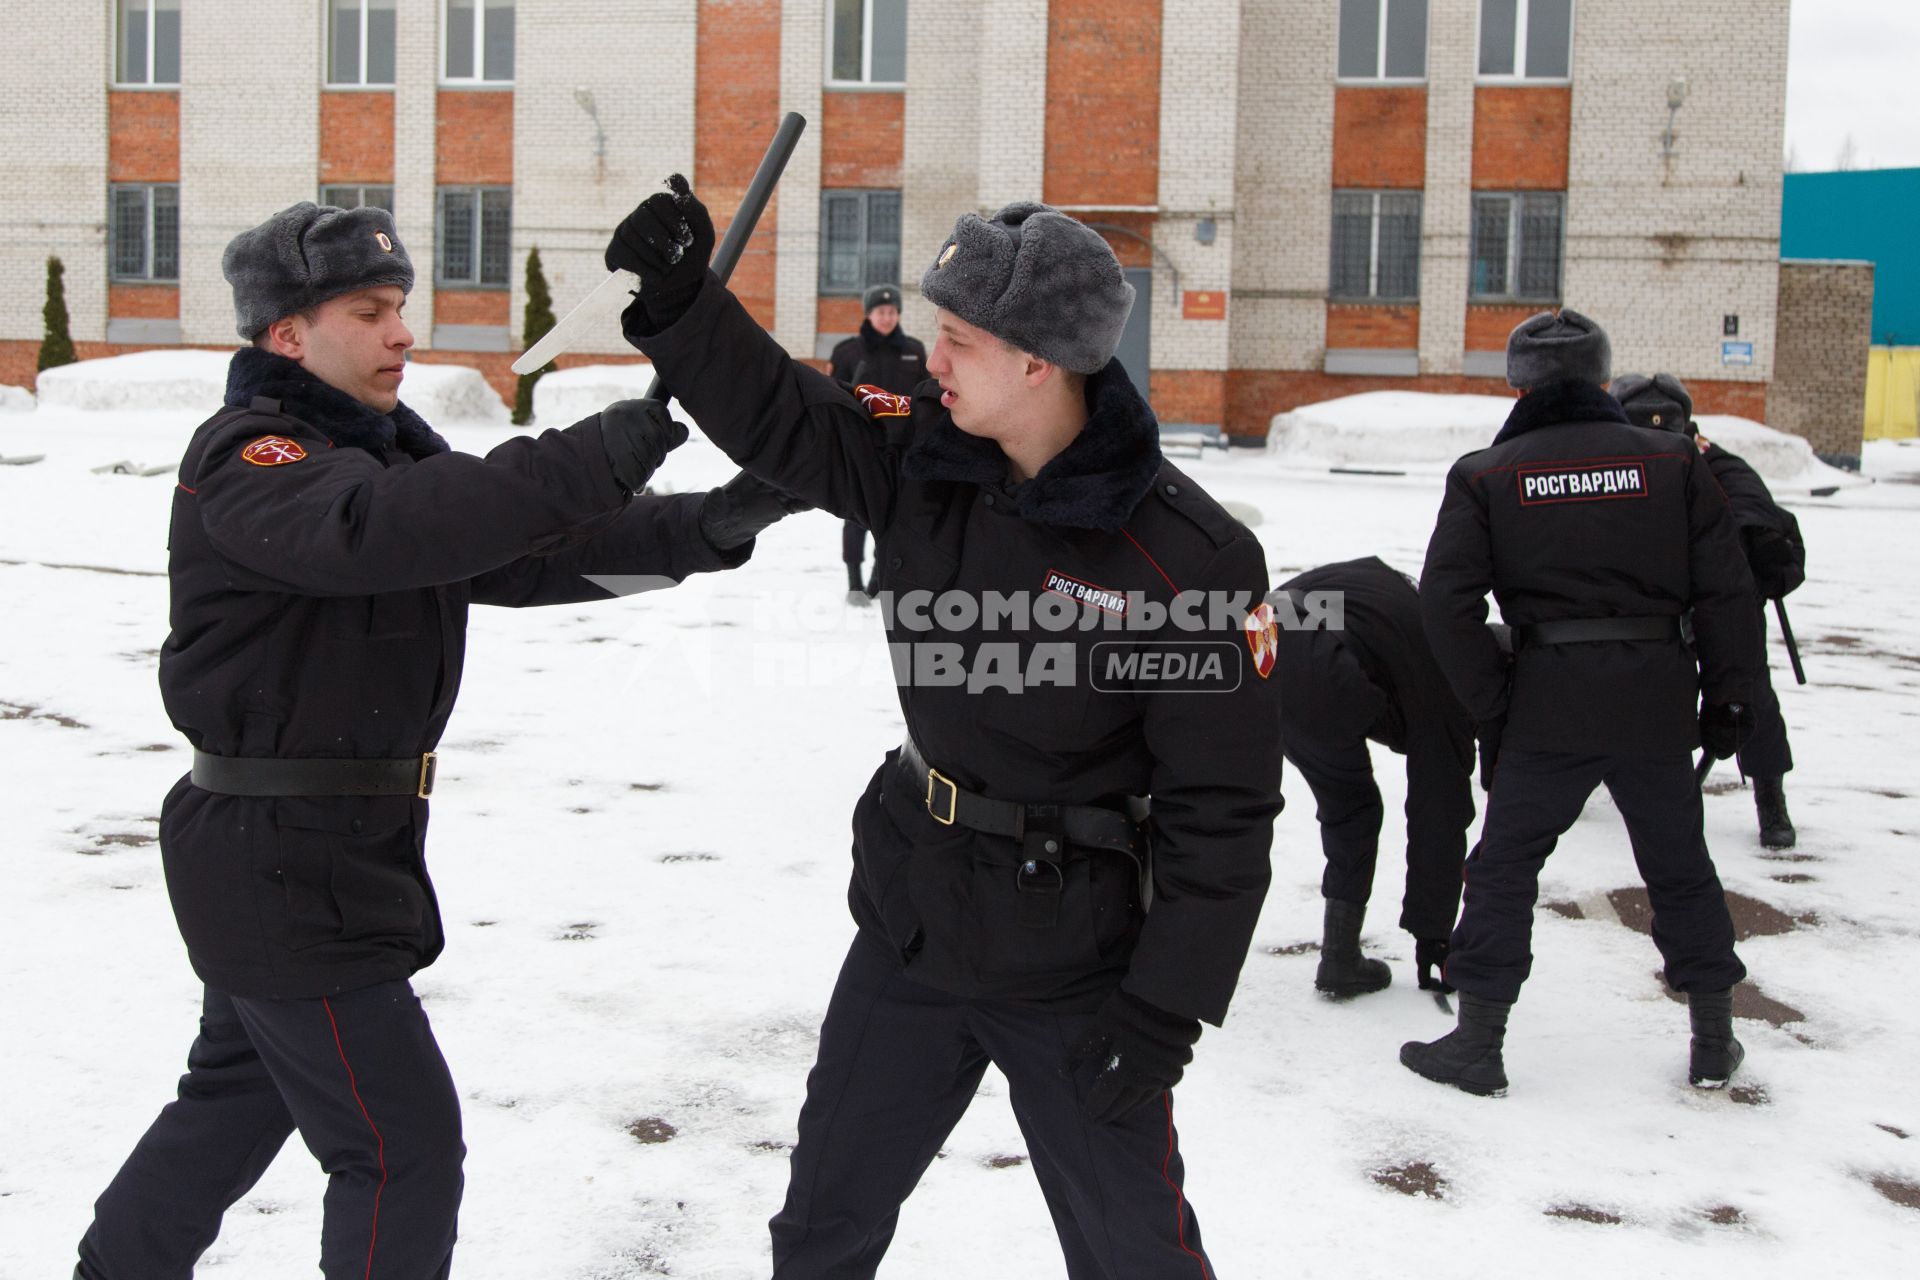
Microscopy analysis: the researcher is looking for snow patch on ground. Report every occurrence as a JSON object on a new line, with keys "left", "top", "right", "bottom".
{"left": 1268, "top": 391, "right": 1866, "bottom": 492}
{"left": 401, "top": 360, "right": 511, "bottom": 426}
{"left": 531, "top": 362, "right": 659, "bottom": 429}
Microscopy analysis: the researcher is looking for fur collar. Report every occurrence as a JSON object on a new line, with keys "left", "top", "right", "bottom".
{"left": 1492, "top": 379, "right": 1632, "bottom": 444}
{"left": 901, "top": 359, "right": 1164, "bottom": 531}
{"left": 224, "top": 346, "right": 450, "bottom": 459}
{"left": 860, "top": 319, "right": 907, "bottom": 353}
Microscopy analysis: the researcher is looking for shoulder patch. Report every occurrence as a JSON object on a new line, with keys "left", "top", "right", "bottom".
{"left": 855, "top": 384, "right": 913, "bottom": 419}
{"left": 240, "top": 436, "right": 308, "bottom": 467}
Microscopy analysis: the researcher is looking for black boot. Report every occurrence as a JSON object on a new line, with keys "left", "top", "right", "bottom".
{"left": 1687, "top": 987, "right": 1746, "bottom": 1089}
{"left": 1754, "top": 777, "right": 1795, "bottom": 850}
{"left": 1400, "top": 994, "right": 1511, "bottom": 1096}
{"left": 1314, "top": 899, "right": 1392, "bottom": 998}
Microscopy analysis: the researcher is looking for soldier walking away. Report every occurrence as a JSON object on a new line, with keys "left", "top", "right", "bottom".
{"left": 829, "top": 285, "right": 926, "bottom": 603}
{"left": 1404, "top": 311, "right": 1765, "bottom": 1098}
{"left": 1613, "top": 372, "right": 1806, "bottom": 849}
{"left": 1268, "top": 557, "right": 1475, "bottom": 998}
{"left": 74, "top": 202, "right": 794, "bottom": 1280}
{"left": 606, "top": 178, "right": 1282, "bottom": 1278}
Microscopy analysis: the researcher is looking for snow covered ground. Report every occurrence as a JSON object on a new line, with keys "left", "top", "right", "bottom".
{"left": 3, "top": 361, "right": 1918, "bottom": 1278}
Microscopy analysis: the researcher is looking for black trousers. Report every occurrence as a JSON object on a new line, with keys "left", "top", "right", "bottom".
{"left": 77, "top": 981, "right": 464, "bottom": 1280}
{"left": 1445, "top": 749, "right": 1746, "bottom": 1003}
{"left": 1740, "top": 606, "right": 1794, "bottom": 779}
{"left": 1283, "top": 728, "right": 1474, "bottom": 941}
{"left": 771, "top": 936, "right": 1216, "bottom": 1280}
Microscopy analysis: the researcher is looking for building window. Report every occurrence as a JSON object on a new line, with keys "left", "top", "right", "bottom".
{"left": 444, "top": 0, "right": 514, "bottom": 84}
{"left": 1470, "top": 192, "right": 1564, "bottom": 302}
{"left": 329, "top": 0, "right": 397, "bottom": 86}
{"left": 116, "top": 0, "right": 181, "bottom": 86}
{"left": 819, "top": 190, "right": 902, "bottom": 295}
{"left": 436, "top": 187, "right": 511, "bottom": 287}
{"left": 828, "top": 0, "right": 907, "bottom": 85}
{"left": 1329, "top": 192, "right": 1422, "bottom": 301}
{"left": 321, "top": 185, "right": 395, "bottom": 212}
{"left": 110, "top": 184, "right": 179, "bottom": 282}
{"left": 1337, "top": 0, "right": 1428, "bottom": 81}
{"left": 1478, "top": 0, "right": 1573, "bottom": 80}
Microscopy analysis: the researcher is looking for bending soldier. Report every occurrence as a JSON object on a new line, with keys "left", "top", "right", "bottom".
{"left": 607, "top": 180, "right": 1282, "bottom": 1277}
{"left": 76, "top": 203, "right": 794, "bottom": 1279}
{"left": 1268, "top": 557, "right": 1475, "bottom": 997}
{"left": 1614, "top": 373, "right": 1806, "bottom": 848}
{"left": 1405, "top": 311, "right": 1764, "bottom": 1098}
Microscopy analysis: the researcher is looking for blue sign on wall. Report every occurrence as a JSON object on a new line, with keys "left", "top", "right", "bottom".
{"left": 1721, "top": 341, "right": 1754, "bottom": 366}
{"left": 1782, "top": 168, "right": 1920, "bottom": 346}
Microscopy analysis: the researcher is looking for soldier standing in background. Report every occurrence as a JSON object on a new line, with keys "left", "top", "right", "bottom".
{"left": 829, "top": 285, "right": 926, "bottom": 602}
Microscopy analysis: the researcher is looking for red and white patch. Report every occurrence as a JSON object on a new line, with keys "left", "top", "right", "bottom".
{"left": 855, "top": 384, "right": 913, "bottom": 418}
{"left": 240, "top": 436, "right": 308, "bottom": 467}
{"left": 1244, "top": 601, "right": 1278, "bottom": 679}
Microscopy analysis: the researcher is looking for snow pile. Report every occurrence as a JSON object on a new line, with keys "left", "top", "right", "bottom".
{"left": 0, "top": 384, "right": 33, "bottom": 413}
{"left": 400, "top": 361, "right": 510, "bottom": 427}
{"left": 34, "top": 349, "right": 232, "bottom": 414}
{"left": 529, "top": 362, "right": 657, "bottom": 427}
{"left": 1269, "top": 391, "right": 1865, "bottom": 490}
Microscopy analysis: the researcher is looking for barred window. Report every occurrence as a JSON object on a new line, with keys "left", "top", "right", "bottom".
{"left": 436, "top": 187, "right": 511, "bottom": 287}
{"left": 1479, "top": 0, "right": 1573, "bottom": 80}
{"left": 1470, "top": 192, "right": 1564, "bottom": 302}
{"left": 1337, "top": 0, "right": 1428, "bottom": 80}
{"left": 110, "top": 184, "right": 179, "bottom": 282}
{"left": 445, "top": 0, "right": 514, "bottom": 83}
{"left": 828, "top": 0, "right": 907, "bottom": 85}
{"left": 320, "top": 185, "right": 395, "bottom": 213}
{"left": 819, "top": 190, "right": 903, "bottom": 295}
{"left": 1329, "top": 192, "right": 1422, "bottom": 301}
{"left": 116, "top": 0, "right": 181, "bottom": 86}
{"left": 329, "top": 0, "right": 397, "bottom": 86}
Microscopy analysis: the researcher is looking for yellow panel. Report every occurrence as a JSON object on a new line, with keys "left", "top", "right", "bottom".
{"left": 1866, "top": 348, "right": 1920, "bottom": 441}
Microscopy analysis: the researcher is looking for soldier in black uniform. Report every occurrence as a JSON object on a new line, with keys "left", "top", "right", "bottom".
{"left": 1268, "top": 557, "right": 1475, "bottom": 997}
{"left": 74, "top": 203, "right": 797, "bottom": 1280}
{"left": 1614, "top": 373, "right": 1806, "bottom": 849}
{"left": 606, "top": 180, "right": 1281, "bottom": 1277}
{"left": 1403, "top": 311, "right": 1764, "bottom": 1097}
{"left": 829, "top": 284, "right": 926, "bottom": 603}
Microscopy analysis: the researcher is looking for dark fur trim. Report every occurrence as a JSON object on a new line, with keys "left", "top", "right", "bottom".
{"left": 224, "top": 347, "right": 450, "bottom": 458}
{"left": 902, "top": 359, "right": 1163, "bottom": 531}
{"left": 1492, "top": 379, "right": 1631, "bottom": 445}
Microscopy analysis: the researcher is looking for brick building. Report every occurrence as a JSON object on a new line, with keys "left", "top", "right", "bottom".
{"left": 0, "top": 1, "right": 1791, "bottom": 438}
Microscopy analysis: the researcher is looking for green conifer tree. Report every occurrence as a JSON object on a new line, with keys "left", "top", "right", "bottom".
{"left": 37, "top": 256, "right": 77, "bottom": 373}
{"left": 513, "top": 246, "right": 558, "bottom": 425}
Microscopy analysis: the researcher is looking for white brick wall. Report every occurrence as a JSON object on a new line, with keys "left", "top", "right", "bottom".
{"left": 1417, "top": 0, "right": 1476, "bottom": 374}
{"left": 512, "top": 0, "right": 698, "bottom": 355}
{"left": 1564, "top": 0, "right": 1788, "bottom": 385}
{"left": 774, "top": 0, "right": 826, "bottom": 358}
{"left": 392, "top": 0, "right": 438, "bottom": 346}
{"left": 899, "top": 0, "right": 982, "bottom": 339}
{"left": 0, "top": 6, "right": 110, "bottom": 345}
{"left": 1152, "top": 0, "right": 1239, "bottom": 373}
{"left": 1227, "top": 0, "right": 1333, "bottom": 370}
{"left": 976, "top": 0, "right": 1049, "bottom": 212}
{"left": 178, "top": 1, "right": 321, "bottom": 345}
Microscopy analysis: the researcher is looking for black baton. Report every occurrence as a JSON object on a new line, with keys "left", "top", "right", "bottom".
{"left": 1773, "top": 597, "right": 1807, "bottom": 686}
{"left": 645, "top": 111, "right": 807, "bottom": 402}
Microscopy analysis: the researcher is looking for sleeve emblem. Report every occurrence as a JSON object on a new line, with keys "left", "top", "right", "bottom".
{"left": 855, "top": 384, "right": 913, "bottom": 419}
{"left": 1244, "top": 601, "right": 1278, "bottom": 679}
{"left": 240, "top": 436, "right": 308, "bottom": 466}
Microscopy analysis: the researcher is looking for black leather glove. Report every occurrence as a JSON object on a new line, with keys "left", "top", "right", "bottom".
{"left": 698, "top": 471, "right": 811, "bottom": 552}
{"left": 1742, "top": 526, "right": 1806, "bottom": 600}
{"left": 1699, "top": 701, "right": 1754, "bottom": 761}
{"left": 1416, "top": 938, "right": 1454, "bottom": 993}
{"left": 606, "top": 174, "right": 716, "bottom": 335}
{"left": 1476, "top": 716, "right": 1505, "bottom": 793}
{"left": 593, "top": 398, "right": 687, "bottom": 495}
{"left": 1062, "top": 990, "right": 1201, "bottom": 1125}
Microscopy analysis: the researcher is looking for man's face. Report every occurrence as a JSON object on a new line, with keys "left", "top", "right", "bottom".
{"left": 924, "top": 309, "right": 1035, "bottom": 437}
{"left": 867, "top": 304, "right": 900, "bottom": 336}
{"left": 268, "top": 286, "right": 413, "bottom": 412}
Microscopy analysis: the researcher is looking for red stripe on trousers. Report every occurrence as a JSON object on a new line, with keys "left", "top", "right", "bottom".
{"left": 323, "top": 996, "right": 389, "bottom": 1280}
{"left": 1161, "top": 1092, "right": 1212, "bottom": 1280}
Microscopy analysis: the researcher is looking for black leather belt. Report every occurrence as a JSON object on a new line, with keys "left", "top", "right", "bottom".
{"left": 897, "top": 738, "right": 1147, "bottom": 859}
{"left": 1518, "top": 616, "right": 1679, "bottom": 647}
{"left": 191, "top": 749, "right": 438, "bottom": 798}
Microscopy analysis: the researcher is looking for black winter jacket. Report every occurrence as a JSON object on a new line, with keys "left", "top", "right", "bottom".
{"left": 1697, "top": 434, "right": 1806, "bottom": 599}
{"left": 633, "top": 276, "right": 1282, "bottom": 1025}
{"left": 158, "top": 349, "right": 746, "bottom": 998}
{"left": 828, "top": 320, "right": 927, "bottom": 396}
{"left": 1419, "top": 381, "right": 1764, "bottom": 757}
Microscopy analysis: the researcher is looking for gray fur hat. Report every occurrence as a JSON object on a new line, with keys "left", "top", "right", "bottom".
{"left": 223, "top": 203, "right": 414, "bottom": 339}
{"left": 920, "top": 202, "right": 1135, "bottom": 375}
{"left": 1612, "top": 372, "right": 1696, "bottom": 436}
{"left": 1506, "top": 308, "right": 1611, "bottom": 390}
{"left": 862, "top": 284, "right": 903, "bottom": 313}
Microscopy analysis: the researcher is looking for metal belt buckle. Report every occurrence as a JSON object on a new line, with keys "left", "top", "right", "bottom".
{"left": 925, "top": 766, "right": 957, "bottom": 825}
{"left": 417, "top": 752, "right": 438, "bottom": 799}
